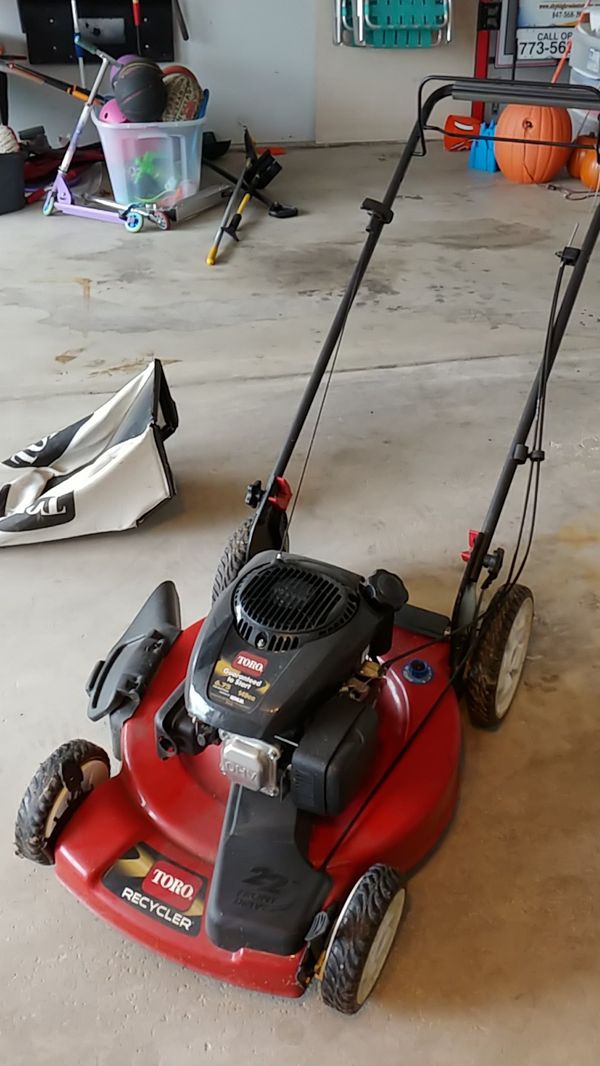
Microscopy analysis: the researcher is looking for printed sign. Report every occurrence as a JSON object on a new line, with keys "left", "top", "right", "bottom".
{"left": 103, "top": 842, "right": 207, "bottom": 937}
{"left": 517, "top": 25, "right": 573, "bottom": 58}
{"left": 496, "top": 0, "right": 600, "bottom": 66}
{"left": 209, "top": 656, "right": 271, "bottom": 711}
{"left": 517, "top": 0, "right": 600, "bottom": 26}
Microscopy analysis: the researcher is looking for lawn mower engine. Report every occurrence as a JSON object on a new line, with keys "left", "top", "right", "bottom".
{"left": 182, "top": 550, "right": 408, "bottom": 955}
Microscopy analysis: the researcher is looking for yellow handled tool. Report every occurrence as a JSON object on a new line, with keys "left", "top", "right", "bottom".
{"left": 206, "top": 143, "right": 250, "bottom": 266}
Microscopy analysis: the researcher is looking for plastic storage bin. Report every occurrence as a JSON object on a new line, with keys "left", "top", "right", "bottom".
{"left": 569, "top": 65, "right": 600, "bottom": 137}
{"left": 91, "top": 113, "right": 205, "bottom": 208}
{"left": 570, "top": 22, "right": 600, "bottom": 78}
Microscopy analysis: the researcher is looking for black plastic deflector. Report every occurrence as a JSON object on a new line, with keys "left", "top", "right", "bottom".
{"left": 206, "top": 786, "right": 330, "bottom": 955}
{"left": 86, "top": 581, "right": 181, "bottom": 758}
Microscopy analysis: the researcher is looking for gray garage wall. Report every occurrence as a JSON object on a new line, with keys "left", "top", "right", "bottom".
{"left": 2, "top": 1, "right": 479, "bottom": 145}
{"left": 1, "top": 0, "right": 317, "bottom": 144}
{"left": 315, "top": 0, "right": 478, "bottom": 143}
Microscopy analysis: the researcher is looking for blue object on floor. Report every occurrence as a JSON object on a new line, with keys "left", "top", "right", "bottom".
{"left": 468, "top": 121, "right": 499, "bottom": 172}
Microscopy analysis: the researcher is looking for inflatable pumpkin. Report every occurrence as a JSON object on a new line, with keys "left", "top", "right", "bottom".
{"left": 495, "top": 105, "right": 572, "bottom": 184}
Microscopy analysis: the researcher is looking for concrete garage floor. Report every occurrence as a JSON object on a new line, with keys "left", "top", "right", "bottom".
{"left": 2, "top": 144, "right": 600, "bottom": 1065}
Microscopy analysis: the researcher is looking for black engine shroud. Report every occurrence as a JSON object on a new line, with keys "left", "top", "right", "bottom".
{"left": 182, "top": 551, "right": 407, "bottom": 956}
{"left": 186, "top": 551, "right": 407, "bottom": 742}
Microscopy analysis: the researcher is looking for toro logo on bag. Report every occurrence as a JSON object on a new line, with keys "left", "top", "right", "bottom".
{"left": 142, "top": 860, "right": 204, "bottom": 910}
{"left": 233, "top": 652, "right": 268, "bottom": 677}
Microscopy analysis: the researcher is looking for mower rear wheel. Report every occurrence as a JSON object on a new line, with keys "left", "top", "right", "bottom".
{"left": 15, "top": 739, "right": 110, "bottom": 865}
{"left": 320, "top": 864, "right": 407, "bottom": 1014}
{"left": 211, "top": 517, "right": 289, "bottom": 602}
{"left": 466, "top": 583, "right": 534, "bottom": 729}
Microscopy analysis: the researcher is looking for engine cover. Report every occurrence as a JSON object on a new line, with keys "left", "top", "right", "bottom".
{"left": 186, "top": 551, "right": 402, "bottom": 742}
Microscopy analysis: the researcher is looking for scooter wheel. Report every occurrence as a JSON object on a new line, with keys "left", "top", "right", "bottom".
{"left": 125, "top": 211, "right": 144, "bottom": 234}
{"left": 15, "top": 739, "right": 110, "bottom": 865}
{"left": 42, "top": 197, "right": 55, "bottom": 217}
{"left": 150, "top": 210, "right": 171, "bottom": 231}
{"left": 211, "top": 517, "right": 289, "bottom": 602}
{"left": 320, "top": 865, "right": 407, "bottom": 1014}
{"left": 465, "top": 583, "right": 534, "bottom": 729}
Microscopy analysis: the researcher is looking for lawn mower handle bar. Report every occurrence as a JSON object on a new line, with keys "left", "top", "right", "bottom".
{"left": 263, "top": 78, "right": 600, "bottom": 486}
{"left": 460, "top": 196, "right": 600, "bottom": 580}
{"left": 253, "top": 75, "right": 600, "bottom": 582}
{"left": 444, "top": 75, "right": 600, "bottom": 110}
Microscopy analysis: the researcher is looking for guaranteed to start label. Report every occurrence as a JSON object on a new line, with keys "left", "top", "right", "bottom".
{"left": 209, "top": 651, "right": 271, "bottom": 711}
{"left": 102, "top": 842, "right": 207, "bottom": 937}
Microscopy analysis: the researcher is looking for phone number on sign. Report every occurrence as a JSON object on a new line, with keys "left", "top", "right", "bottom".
{"left": 517, "top": 28, "right": 572, "bottom": 59}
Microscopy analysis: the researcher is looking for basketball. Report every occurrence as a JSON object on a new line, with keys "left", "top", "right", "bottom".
{"left": 110, "top": 54, "right": 140, "bottom": 88}
{"left": 113, "top": 59, "right": 167, "bottom": 123}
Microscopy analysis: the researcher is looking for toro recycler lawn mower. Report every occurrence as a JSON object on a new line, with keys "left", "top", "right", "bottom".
{"left": 15, "top": 77, "right": 600, "bottom": 1014}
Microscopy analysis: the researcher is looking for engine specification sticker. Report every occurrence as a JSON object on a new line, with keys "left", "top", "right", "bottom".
{"left": 102, "top": 842, "right": 207, "bottom": 937}
{"left": 209, "top": 652, "right": 271, "bottom": 711}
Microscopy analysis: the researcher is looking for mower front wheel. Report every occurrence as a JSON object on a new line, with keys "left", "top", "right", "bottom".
{"left": 15, "top": 739, "right": 110, "bottom": 865}
{"left": 320, "top": 864, "right": 407, "bottom": 1014}
{"left": 211, "top": 517, "right": 289, "bottom": 602}
{"left": 465, "top": 583, "right": 534, "bottom": 729}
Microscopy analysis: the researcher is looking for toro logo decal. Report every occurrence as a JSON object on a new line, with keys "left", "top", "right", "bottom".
{"left": 233, "top": 652, "right": 268, "bottom": 677}
{"left": 142, "top": 860, "right": 204, "bottom": 911}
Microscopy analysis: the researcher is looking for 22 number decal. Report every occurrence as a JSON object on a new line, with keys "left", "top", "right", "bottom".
{"left": 242, "top": 866, "right": 288, "bottom": 893}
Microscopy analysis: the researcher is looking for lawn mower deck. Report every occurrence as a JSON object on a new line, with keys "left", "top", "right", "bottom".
{"left": 53, "top": 590, "right": 460, "bottom": 999}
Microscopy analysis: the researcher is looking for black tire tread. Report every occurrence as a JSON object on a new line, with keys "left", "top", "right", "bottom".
{"left": 15, "top": 739, "right": 110, "bottom": 865}
{"left": 211, "top": 517, "right": 254, "bottom": 603}
{"left": 466, "top": 583, "right": 533, "bottom": 729}
{"left": 321, "top": 864, "right": 405, "bottom": 1014}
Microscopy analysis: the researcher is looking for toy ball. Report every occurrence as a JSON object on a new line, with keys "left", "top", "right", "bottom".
{"left": 113, "top": 59, "right": 167, "bottom": 123}
{"left": 0, "top": 124, "right": 20, "bottom": 153}
{"left": 568, "top": 134, "right": 596, "bottom": 179}
{"left": 110, "top": 54, "right": 141, "bottom": 88}
{"left": 495, "top": 104, "right": 572, "bottom": 184}
{"left": 99, "top": 97, "right": 129, "bottom": 125}
{"left": 162, "top": 69, "right": 203, "bottom": 122}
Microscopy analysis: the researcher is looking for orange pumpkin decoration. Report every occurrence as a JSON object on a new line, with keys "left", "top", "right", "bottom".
{"left": 495, "top": 105, "right": 572, "bottom": 184}
{"left": 580, "top": 144, "right": 600, "bottom": 190}
{"left": 568, "top": 135, "right": 596, "bottom": 179}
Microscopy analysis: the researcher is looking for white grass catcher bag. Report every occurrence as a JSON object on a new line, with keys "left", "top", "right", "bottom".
{"left": 0, "top": 360, "right": 178, "bottom": 547}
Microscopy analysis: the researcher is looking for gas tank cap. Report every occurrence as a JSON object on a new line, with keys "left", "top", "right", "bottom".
{"left": 365, "top": 569, "right": 408, "bottom": 610}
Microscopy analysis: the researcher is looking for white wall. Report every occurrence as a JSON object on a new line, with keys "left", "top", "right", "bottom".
{"left": 2, "top": 0, "right": 478, "bottom": 145}
{"left": 1, "top": 0, "right": 317, "bottom": 144}
{"left": 315, "top": 0, "right": 478, "bottom": 143}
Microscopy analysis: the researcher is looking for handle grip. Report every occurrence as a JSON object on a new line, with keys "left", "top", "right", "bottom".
{"left": 448, "top": 75, "right": 600, "bottom": 110}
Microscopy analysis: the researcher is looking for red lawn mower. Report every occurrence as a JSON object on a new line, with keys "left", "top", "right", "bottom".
{"left": 15, "top": 77, "right": 600, "bottom": 1014}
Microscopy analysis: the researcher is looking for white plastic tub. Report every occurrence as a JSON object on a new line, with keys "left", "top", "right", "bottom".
{"left": 569, "top": 65, "right": 600, "bottom": 137}
{"left": 91, "top": 112, "right": 205, "bottom": 208}
{"left": 569, "top": 21, "right": 600, "bottom": 78}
